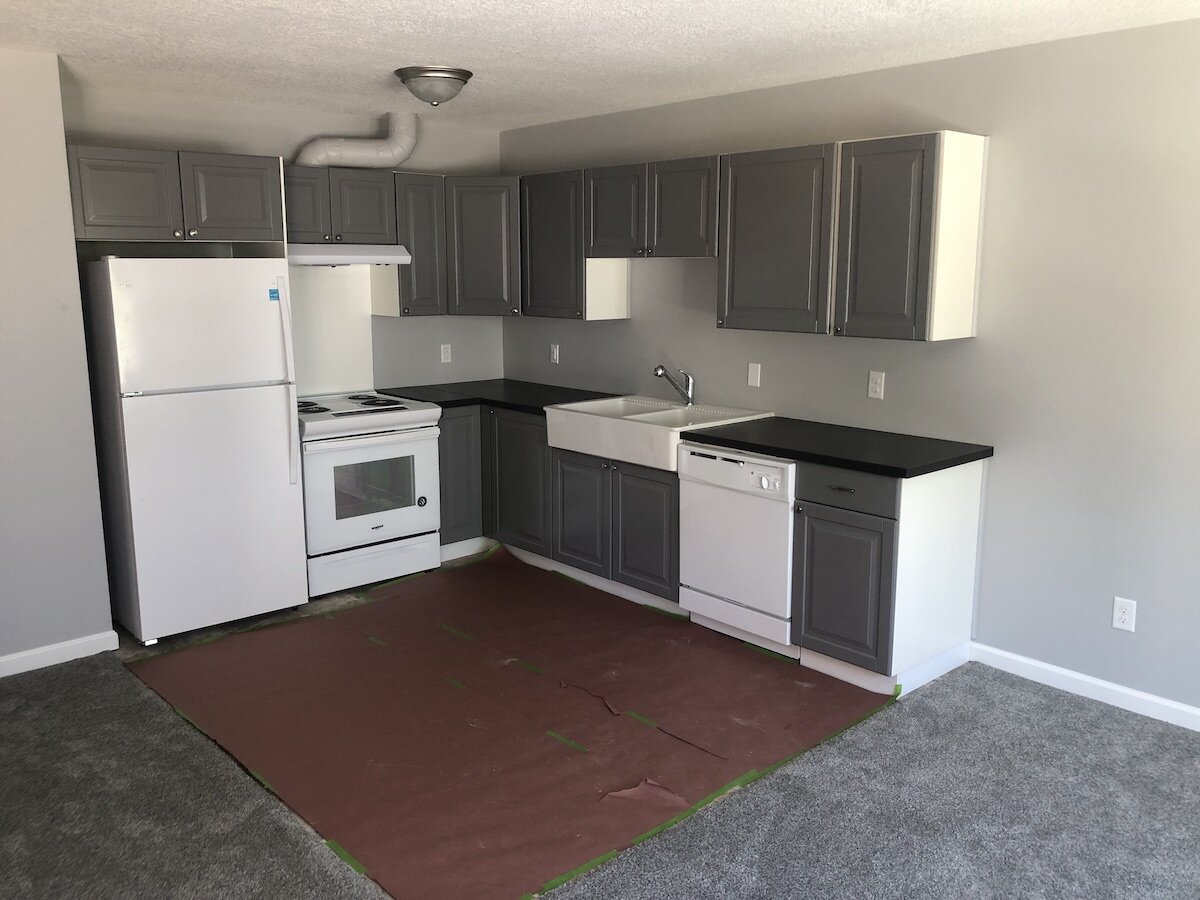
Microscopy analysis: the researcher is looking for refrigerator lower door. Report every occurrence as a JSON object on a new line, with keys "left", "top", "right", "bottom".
{"left": 119, "top": 384, "right": 307, "bottom": 642}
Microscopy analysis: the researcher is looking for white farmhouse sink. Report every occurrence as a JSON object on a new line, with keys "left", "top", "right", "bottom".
{"left": 545, "top": 395, "right": 772, "bottom": 471}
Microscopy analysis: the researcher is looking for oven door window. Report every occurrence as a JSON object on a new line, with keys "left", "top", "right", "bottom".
{"left": 334, "top": 455, "right": 416, "bottom": 520}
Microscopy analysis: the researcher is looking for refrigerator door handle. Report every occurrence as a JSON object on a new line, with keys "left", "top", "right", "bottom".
{"left": 287, "top": 384, "right": 299, "bottom": 485}
{"left": 276, "top": 275, "right": 297, "bottom": 386}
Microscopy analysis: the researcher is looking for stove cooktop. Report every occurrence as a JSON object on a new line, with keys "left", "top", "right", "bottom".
{"left": 298, "top": 391, "right": 441, "bottom": 440}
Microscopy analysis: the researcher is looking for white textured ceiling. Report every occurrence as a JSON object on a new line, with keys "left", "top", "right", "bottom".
{"left": 3, "top": 0, "right": 1200, "bottom": 131}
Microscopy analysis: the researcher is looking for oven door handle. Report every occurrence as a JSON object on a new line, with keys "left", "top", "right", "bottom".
{"left": 302, "top": 426, "right": 441, "bottom": 455}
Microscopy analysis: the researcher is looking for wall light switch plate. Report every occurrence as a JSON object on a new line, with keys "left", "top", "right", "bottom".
{"left": 550, "top": 344, "right": 560, "bottom": 364}
{"left": 868, "top": 371, "right": 886, "bottom": 400}
{"left": 1112, "top": 597, "right": 1136, "bottom": 632}
{"left": 440, "top": 344, "right": 452, "bottom": 364}
{"left": 748, "top": 363, "right": 761, "bottom": 388}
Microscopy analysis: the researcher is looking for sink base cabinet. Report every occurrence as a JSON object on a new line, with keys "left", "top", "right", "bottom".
{"left": 793, "top": 460, "right": 984, "bottom": 678}
{"left": 551, "top": 449, "right": 679, "bottom": 601}
{"left": 483, "top": 407, "right": 553, "bottom": 556}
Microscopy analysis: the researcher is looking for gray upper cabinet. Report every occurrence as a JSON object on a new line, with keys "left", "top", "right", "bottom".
{"left": 648, "top": 156, "right": 719, "bottom": 258}
{"left": 551, "top": 449, "right": 612, "bottom": 577}
{"left": 67, "top": 146, "right": 185, "bottom": 241}
{"left": 521, "top": 170, "right": 585, "bottom": 318}
{"left": 584, "top": 165, "right": 646, "bottom": 258}
{"left": 394, "top": 173, "right": 448, "bottom": 316}
{"left": 283, "top": 166, "right": 333, "bottom": 244}
{"left": 179, "top": 152, "right": 284, "bottom": 242}
{"left": 584, "top": 157, "right": 718, "bottom": 259}
{"left": 328, "top": 168, "right": 397, "bottom": 244}
{"left": 446, "top": 176, "right": 520, "bottom": 316}
{"left": 718, "top": 144, "right": 837, "bottom": 333}
{"left": 793, "top": 500, "right": 896, "bottom": 673}
{"left": 483, "top": 406, "right": 553, "bottom": 556}
{"left": 612, "top": 462, "right": 679, "bottom": 601}
{"left": 438, "top": 405, "right": 483, "bottom": 545}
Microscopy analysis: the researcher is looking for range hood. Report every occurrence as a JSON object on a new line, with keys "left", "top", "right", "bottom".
{"left": 286, "top": 243, "right": 412, "bottom": 266}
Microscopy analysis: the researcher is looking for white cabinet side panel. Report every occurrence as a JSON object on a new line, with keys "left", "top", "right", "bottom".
{"left": 288, "top": 265, "right": 376, "bottom": 395}
{"left": 584, "top": 258, "right": 632, "bottom": 320}
{"left": 928, "top": 131, "right": 987, "bottom": 341}
{"left": 891, "top": 460, "right": 984, "bottom": 673}
{"left": 121, "top": 386, "right": 308, "bottom": 641}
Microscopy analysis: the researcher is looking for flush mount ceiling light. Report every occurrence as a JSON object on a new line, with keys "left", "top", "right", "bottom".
{"left": 394, "top": 66, "right": 473, "bottom": 107}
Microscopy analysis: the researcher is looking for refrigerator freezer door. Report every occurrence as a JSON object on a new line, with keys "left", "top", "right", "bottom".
{"left": 119, "top": 384, "right": 307, "bottom": 641}
{"left": 102, "top": 257, "right": 293, "bottom": 393}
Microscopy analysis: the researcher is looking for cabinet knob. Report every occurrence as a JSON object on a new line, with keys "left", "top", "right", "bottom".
{"left": 834, "top": 325, "right": 843, "bottom": 334}
{"left": 574, "top": 311, "right": 582, "bottom": 318}
{"left": 172, "top": 229, "right": 183, "bottom": 238}
{"left": 335, "top": 234, "right": 343, "bottom": 241}
{"left": 602, "top": 463, "right": 608, "bottom": 469}
{"left": 636, "top": 248, "right": 646, "bottom": 257}
{"left": 402, "top": 308, "right": 410, "bottom": 315}
{"left": 187, "top": 229, "right": 198, "bottom": 237}
{"left": 716, "top": 319, "right": 724, "bottom": 326}
{"left": 645, "top": 247, "right": 654, "bottom": 256}
{"left": 323, "top": 234, "right": 331, "bottom": 242}
{"left": 510, "top": 308, "right": 520, "bottom": 315}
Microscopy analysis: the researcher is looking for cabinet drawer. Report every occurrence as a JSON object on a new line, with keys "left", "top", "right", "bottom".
{"left": 796, "top": 463, "right": 899, "bottom": 519}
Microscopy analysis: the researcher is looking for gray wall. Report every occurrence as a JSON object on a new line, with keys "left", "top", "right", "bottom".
{"left": 0, "top": 49, "right": 112, "bottom": 657}
{"left": 499, "top": 21, "right": 1200, "bottom": 707}
{"left": 373, "top": 316, "right": 505, "bottom": 388}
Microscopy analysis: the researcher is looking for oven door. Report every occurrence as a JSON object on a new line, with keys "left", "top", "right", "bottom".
{"left": 302, "top": 427, "right": 440, "bottom": 555}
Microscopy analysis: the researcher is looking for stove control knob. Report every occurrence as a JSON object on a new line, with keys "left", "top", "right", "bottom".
{"left": 758, "top": 474, "right": 771, "bottom": 490}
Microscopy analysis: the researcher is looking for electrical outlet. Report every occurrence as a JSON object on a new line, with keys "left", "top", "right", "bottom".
{"left": 550, "top": 344, "right": 560, "bottom": 364}
{"left": 1112, "top": 597, "right": 1136, "bottom": 632}
{"left": 748, "top": 362, "right": 762, "bottom": 388}
{"left": 440, "top": 344, "right": 452, "bottom": 363}
{"left": 868, "top": 370, "right": 886, "bottom": 400}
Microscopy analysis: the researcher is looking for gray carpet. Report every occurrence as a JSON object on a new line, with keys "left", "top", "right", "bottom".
{"left": 0, "top": 653, "right": 386, "bottom": 899}
{"left": 552, "top": 663, "right": 1200, "bottom": 900}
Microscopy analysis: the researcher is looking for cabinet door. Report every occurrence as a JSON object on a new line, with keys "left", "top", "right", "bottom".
{"left": 521, "top": 171, "right": 585, "bottom": 318}
{"left": 438, "top": 405, "right": 483, "bottom": 545}
{"left": 395, "top": 173, "right": 448, "bottom": 316}
{"left": 484, "top": 407, "right": 553, "bottom": 555}
{"left": 329, "top": 168, "right": 398, "bottom": 244}
{"left": 648, "top": 156, "right": 718, "bottom": 258}
{"left": 793, "top": 501, "right": 896, "bottom": 673}
{"left": 834, "top": 134, "right": 938, "bottom": 340}
{"left": 283, "top": 166, "right": 332, "bottom": 244}
{"left": 717, "top": 144, "right": 836, "bottom": 333}
{"left": 612, "top": 462, "right": 679, "bottom": 601}
{"left": 584, "top": 164, "right": 647, "bottom": 258}
{"left": 67, "top": 146, "right": 184, "bottom": 241}
{"left": 179, "top": 152, "right": 284, "bottom": 241}
{"left": 551, "top": 450, "right": 612, "bottom": 577}
{"left": 446, "top": 176, "right": 520, "bottom": 316}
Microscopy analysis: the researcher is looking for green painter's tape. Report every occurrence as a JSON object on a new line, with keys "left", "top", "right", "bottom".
{"left": 250, "top": 771, "right": 275, "bottom": 793}
{"left": 367, "top": 635, "right": 387, "bottom": 647}
{"left": 325, "top": 840, "right": 366, "bottom": 874}
{"left": 445, "top": 677, "right": 465, "bottom": 690}
{"left": 893, "top": 683, "right": 903, "bottom": 697}
{"left": 546, "top": 730, "right": 588, "bottom": 753}
{"left": 623, "top": 710, "right": 657, "bottom": 728}
{"left": 368, "top": 571, "right": 427, "bottom": 592}
{"left": 540, "top": 850, "right": 618, "bottom": 891}
{"left": 514, "top": 658, "right": 545, "bottom": 674}
{"left": 744, "top": 643, "right": 795, "bottom": 664}
{"left": 439, "top": 624, "right": 475, "bottom": 641}
{"left": 323, "top": 613, "right": 337, "bottom": 620}
{"left": 642, "top": 605, "right": 689, "bottom": 620}
{"left": 173, "top": 708, "right": 199, "bottom": 730}
{"left": 632, "top": 772, "right": 759, "bottom": 846}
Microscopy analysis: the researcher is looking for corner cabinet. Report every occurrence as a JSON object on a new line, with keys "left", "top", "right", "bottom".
{"left": 483, "top": 407, "right": 553, "bottom": 556}
{"left": 717, "top": 144, "right": 837, "bottom": 333}
{"left": 551, "top": 449, "right": 679, "bottom": 601}
{"left": 69, "top": 145, "right": 284, "bottom": 242}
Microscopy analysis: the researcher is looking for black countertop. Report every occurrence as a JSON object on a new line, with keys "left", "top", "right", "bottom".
{"left": 378, "top": 379, "right": 617, "bottom": 416}
{"left": 681, "top": 417, "right": 993, "bottom": 478}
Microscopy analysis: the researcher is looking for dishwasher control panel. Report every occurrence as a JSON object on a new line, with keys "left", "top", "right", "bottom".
{"left": 677, "top": 443, "right": 796, "bottom": 501}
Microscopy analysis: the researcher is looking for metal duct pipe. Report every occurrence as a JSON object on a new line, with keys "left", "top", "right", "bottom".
{"left": 293, "top": 111, "right": 419, "bottom": 168}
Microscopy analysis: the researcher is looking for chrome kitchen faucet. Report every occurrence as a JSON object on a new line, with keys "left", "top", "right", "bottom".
{"left": 653, "top": 364, "right": 695, "bottom": 405}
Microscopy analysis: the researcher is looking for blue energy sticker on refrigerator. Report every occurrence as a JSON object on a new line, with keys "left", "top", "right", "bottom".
{"left": 268, "top": 288, "right": 280, "bottom": 302}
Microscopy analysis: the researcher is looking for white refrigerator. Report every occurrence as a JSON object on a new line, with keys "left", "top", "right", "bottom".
{"left": 85, "top": 257, "right": 308, "bottom": 644}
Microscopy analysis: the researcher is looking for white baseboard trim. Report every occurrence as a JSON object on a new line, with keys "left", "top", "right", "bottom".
{"left": 971, "top": 643, "right": 1200, "bottom": 732}
{"left": 440, "top": 536, "right": 497, "bottom": 563}
{"left": 0, "top": 630, "right": 119, "bottom": 678}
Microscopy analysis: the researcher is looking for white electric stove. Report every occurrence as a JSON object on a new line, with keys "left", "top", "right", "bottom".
{"left": 298, "top": 391, "right": 442, "bottom": 596}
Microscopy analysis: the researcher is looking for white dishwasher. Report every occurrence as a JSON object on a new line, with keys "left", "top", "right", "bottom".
{"left": 678, "top": 442, "right": 797, "bottom": 647}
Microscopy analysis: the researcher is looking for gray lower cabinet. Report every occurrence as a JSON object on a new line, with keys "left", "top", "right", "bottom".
{"left": 394, "top": 173, "right": 448, "bottom": 316}
{"left": 438, "top": 405, "right": 483, "bottom": 545}
{"left": 718, "top": 143, "right": 837, "bottom": 333}
{"left": 521, "top": 170, "right": 585, "bottom": 318}
{"left": 283, "top": 166, "right": 333, "bottom": 244}
{"left": 483, "top": 407, "right": 553, "bottom": 555}
{"left": 67, "top": 146, "right": 185, "bottom": 241}
{"left": 584, "top": 157, "right": 718, "bottom": 259}
{"left": 329, "top": 168, "right": 398, "bottom": 244}
{"left": 833, "top": 134, "right": 937, "bottom": 340}
{"left": 793, "top": 500, "right": 896, "bottom": 674}
{"left": 551, "top": 449, "right": 679, "bottom": 601}
{"left": 446, "top": 176, "right": 520, "bottom": 316}
{"left": 179, "top": 152, "right": 284, "bottom": 242}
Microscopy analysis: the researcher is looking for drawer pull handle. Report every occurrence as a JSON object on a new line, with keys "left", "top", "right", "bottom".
{"left": 828, "top": 484, "right": 856, "bottom": 493}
